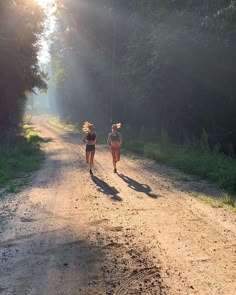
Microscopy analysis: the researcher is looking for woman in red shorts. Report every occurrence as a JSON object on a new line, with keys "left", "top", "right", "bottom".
{"left": 107, "top": 123, "right": 123, "bottom": 173}
{"left": 83, "top": 121, "right": 97, "bottom": 175}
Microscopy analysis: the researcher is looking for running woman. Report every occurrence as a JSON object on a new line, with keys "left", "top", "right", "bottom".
{"left": 82, "top": 121, "right": 97, "bottom": 175}
{"left": 107, "top": 123, "right": 123, "bottom": 173}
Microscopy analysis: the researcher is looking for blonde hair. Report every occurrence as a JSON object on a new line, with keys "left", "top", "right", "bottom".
{"left": 82, "top": 121, "right": 94, "bottom": 133}
{"left": 112, "top": 123, "right": 122, "bottom": 130}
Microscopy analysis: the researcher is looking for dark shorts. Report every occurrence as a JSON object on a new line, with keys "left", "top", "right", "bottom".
{"left": 86, "top": 145, "right": 95, "bottom": 152}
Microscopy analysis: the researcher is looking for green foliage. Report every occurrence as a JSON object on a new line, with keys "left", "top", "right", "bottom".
{"left": 124, "top": 141, "right": 145, "bottom": 155}
{"left": 221, "top": 193, "right": 236, "bottom": 207}
{"left": 0, "top": 125, "right": 43, "bottom": 195}
{"left": 160, "top": 129, "right": 171, "bottom": 146}
{"left": 49, "top": 117, "right": 81, "bottom": 133}
{"left": 196, "top": 193, "right": 236, "bottom": 212}
{"left": 124, "top": 135, "right": 236, "bottom": 192}
{"left": 51, "top": 57, "right": 65, "bottom": 87}
{"left": 196, "top": 194, "right": 223, "bottom": 208}
{"left": 0, "top": 0, "right": 46, "bottom": 139}
{"left": 200, "top": 129, "right": 210, "bottom": 152}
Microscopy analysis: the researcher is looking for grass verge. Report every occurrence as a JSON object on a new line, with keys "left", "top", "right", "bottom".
{"left": 124, "top": 140, "right": 236, "bottom": 192}
{"left": 0, "top": 123, "right": 44, "bottom": 196}
{"left": 49, "top": 117, "right": 80, "bottom": 133}
{"left": 123, "top": 139, "right": 236, "bottom": 211}
{"left": 194, "top": 193, "right": 236, "bottom": 213}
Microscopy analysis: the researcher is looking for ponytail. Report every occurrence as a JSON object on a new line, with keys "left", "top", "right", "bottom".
{"left": 82, "top": 121, "right": 91, "bottom": 133}
{"left": 112, "top": 123, "right": 122, "bottom": 130}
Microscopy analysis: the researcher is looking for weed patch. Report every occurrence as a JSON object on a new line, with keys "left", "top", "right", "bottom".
{"left": 195, "top": 192, "right": 236, "bottom": 213}
{"left": 221, "top": 193, "right": 235, "bottom": 207}
{"left": 49, "top": 117, "right": 80, "bottom": 133}
{"left": 0, "top": 124, "right": 44, "bottom": 196}
{"left": 124, "top": 139, "right": 236, "bottom": 193}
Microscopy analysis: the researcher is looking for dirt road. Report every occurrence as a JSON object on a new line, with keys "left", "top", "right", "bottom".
{"left": 1, "top": 119, "right": 236, "bottom": 295}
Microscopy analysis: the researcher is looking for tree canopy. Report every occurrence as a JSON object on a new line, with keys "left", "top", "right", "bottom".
{"left": 54, "top": 0, "right": 236, "bottom": 150}
{"left": 0, "top": 0, "right": 46, "bottom": 141}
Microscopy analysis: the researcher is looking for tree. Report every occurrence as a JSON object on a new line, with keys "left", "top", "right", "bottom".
{"left": 0, "top": 0, "right": 46, "bottom": 141}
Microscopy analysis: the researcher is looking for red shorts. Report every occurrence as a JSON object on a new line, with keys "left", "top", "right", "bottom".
{"left": 111, "top": 146, "right": 120, "bottom": 152}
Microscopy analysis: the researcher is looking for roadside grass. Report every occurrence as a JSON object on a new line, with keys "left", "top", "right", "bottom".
{"left": 221, "top": 193, "right": 236, "bottom": 207}
{"left": 49, "top": 117, "right": 80, "bottom": 133}
{"left": 124, "top": 140, "right": 236, "bottom": 192}
{"left": 194, "top": 193, "right": 223, "bottom": 208}
{"left": 194, "top": 193, "right": 236, "bottom": 213}
{"left": 0, "top": 123, "right": 44, "bottom": 196}
{"left": 96, "top": 133, "right": 108, "bottom": 145}
{"left": 123, "top": 136, "right": 236, "bottom": 212}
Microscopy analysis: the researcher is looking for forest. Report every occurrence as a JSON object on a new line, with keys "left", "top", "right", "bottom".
{"left": 0, "top": 0, "right": 236, "bottom": 151}
{"left": 52, "top": 0, "right": 236, "bottom": 152}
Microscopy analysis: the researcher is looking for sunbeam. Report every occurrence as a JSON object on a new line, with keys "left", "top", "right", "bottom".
{"left": 37, "top": 0, "right": 54, "bottom": 9}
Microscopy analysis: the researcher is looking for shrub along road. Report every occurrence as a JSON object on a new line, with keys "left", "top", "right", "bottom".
{"left": 0, "top": 117, "right": 236, "bottom": 294}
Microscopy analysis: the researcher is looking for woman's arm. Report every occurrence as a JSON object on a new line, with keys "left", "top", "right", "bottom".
{"left": 83, "top": 134, "right": 87, "bottom": 143}
{"left": 118, "top": 132, "right": 123, "bottom": 145}
{"left": 107, "top": 134, "right": 111, "bottom": 146}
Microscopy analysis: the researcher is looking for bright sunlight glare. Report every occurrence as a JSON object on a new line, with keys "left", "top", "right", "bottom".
{"left": 37, "top": 0, "right": 54, "bottom": 9}
{"left": 37, "top": 0, "right": 57, "bottom": 64}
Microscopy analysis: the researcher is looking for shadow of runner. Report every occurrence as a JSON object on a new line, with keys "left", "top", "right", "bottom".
{"left": 117, "top": 173, "right": 159, "bottom": 199}
{"left": 91, "top": 175, "right": 122, "bottom": 201}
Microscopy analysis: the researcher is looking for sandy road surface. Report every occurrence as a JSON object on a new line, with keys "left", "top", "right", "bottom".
{"left": 0, "top": 119, "right": 236, "bottom": 295}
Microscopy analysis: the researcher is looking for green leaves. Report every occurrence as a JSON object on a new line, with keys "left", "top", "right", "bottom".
{"left": 0, "top": 0, "right": 46, "bottom": 138}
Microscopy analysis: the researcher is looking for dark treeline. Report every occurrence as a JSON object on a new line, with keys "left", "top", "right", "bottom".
{"left": 0, "top": 1, "right": 46, "bottom": 143}
{"left": 54, "top": 0, "right": 236, "bottom": 151}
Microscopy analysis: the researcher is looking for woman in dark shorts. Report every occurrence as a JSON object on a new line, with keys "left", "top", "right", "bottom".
{"left": 107, "top": 123, "right": 123, "bottom": 173}
{"left": 82, "top": 122, "right": 97, "bottom": 175}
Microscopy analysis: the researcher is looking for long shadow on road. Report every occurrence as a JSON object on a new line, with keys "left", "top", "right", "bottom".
{"left": 117, "top": 173, "right": 159, "bottom": 199}
{"left": 91, "top": 175, "right": 122, "bottom": 202}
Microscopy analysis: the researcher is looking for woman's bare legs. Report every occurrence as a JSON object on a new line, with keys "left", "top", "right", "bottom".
{"left": 86, "top": 151, "right": 95, "bottom": 174}
{"left": 111, "top": 151, "right": 118, "bottom": 172}
{"left": 89, "top": 151, "right": 95, "bottom": 174}
{"left": 115, "top": 150, "right": 120, "bottom": 162}
{"left": 86, "top": 151, "right": 90, "bottom": 164}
